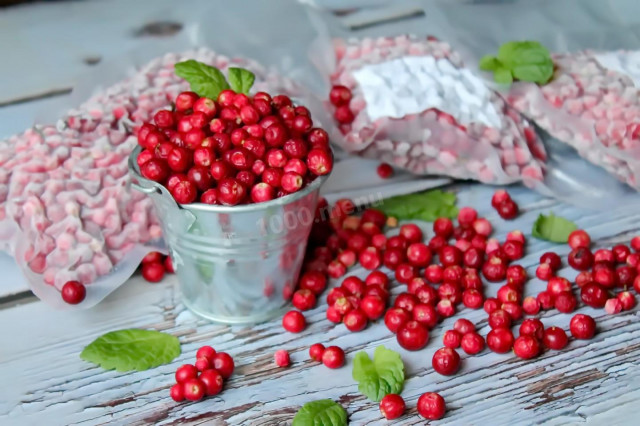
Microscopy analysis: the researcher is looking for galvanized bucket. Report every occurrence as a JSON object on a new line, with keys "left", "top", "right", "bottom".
{"left": 128, "top": 146, "right": 328, "bottom": 324}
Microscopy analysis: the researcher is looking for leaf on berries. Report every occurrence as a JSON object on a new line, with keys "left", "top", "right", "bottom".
{"left": 482, "top": 40, "right": 554, "bottom": 85}
{"left": 377, "top": 189, "right": 458, "bottom": 222}
{"left": 352, "top": 346, "right": 405, "bottom": 402}
{"left": 80, "top": 329, "right": 180, "bottom": 372}
{"left": 479, "top": 55, "right": 500, "bottom": 71}
{"left": 292, "top": 399, "right": 348, "bottom": 426}
{"left": 493, "top": 66, "right": 513, "bottom": 85}
{"left": 174, "top": 60, "right": 230, "bottom": 99}
{"left": 228, "top": 67, "right": 256, "bottom": 95}
{"left": 531, "top": 212, "right": 578, "bottom": 243}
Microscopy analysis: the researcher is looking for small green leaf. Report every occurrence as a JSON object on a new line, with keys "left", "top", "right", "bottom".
{"left": 494, "top": 66, "right": 514, "bottom": 85}
{"left": 352, "top": 346, "right": 405, "bottom": 402}
{"left": 292, "top": 399, "right": 348, "bottom": 426}
{"left": 80, "top": 329, "right": 181, "bottom": 372}
{"left": 531, "top": 213, "right": 578, "bottom": 243}
{"left": 512, "top": 63, "right": 554, "bottom": 85}
{"left": 228, "top": 67, "right": 256, "bottom": 95}
{"left": 377, "top": 189, "right": 458, "bottom": 222}
{"left": 174, "top": 60, "right": 230, "bottom": 99}
{"left": 479, "top": 55, "right": 500, "bottom": 71}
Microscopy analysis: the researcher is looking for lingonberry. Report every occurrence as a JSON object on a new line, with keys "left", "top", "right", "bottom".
{"left": 280, "top": 172, "right": 304, "bottom": 194}
{"left": 365, "top": 270, "right": 389, "bottom": 289}
{"left": 397, "top": 320, "right": 429, "bottom": 351}
{"left": 334, "top": 249, "right": 355, "bottom": 268}
{"left": 537, "top": 291, "right": 555, "bottom": 310}
{"left": 344, "top": 309, "right": 368, "bottom": 332}
{"left": 594, "top": 267, "right": 616, "bottom": 288}
{"left": 417, "top": 392, "right": 446, "bottom": 420}
{"left": 326, "top": 288, "right": 347, "bottom": 307}
{"left": 195, "top": 356, "right": 211, "bottom": 372}
{"left": 485, "top": 238, "right": 501, "bottom": 254}
{"left": 554, "top": 291, "right": 577, "bottom": 313}
{"left": 327, "top": 260, "right": 347, "bottom": 278}
{"left": 212, "top": 352, "right": 235, "bottom": 379}
{"left": 502, "top": 241, "right": 524, "bottom": 261}
{"left": 153, "top": 109, "right": 175, "bottom": 128}
{"left": 618, "top": 291, "right": 636, "bottom": 310}
{"left": 463, "top": 247, "right": 484, "bottom": 269}
{"left": 471, "top": 234, "right": 487, "bottom": 251}
{"left": 570, "top": 314, "right": 596, "bottom": 339}
{"left": 292, "top": 289, "right": 317, "bottom": 311}
{"left": 442, "top": 265, "right": 464, "bottom": 284}
{"left": 183, "top": 378, "right": 206, "bottom": 401}
{"left": 405, "top": 243, "right": 431, "bottom": 267}
{"left": 141, "top": 158, "right": 170, "bottom": 182}
{"left": 568, "top": 247, "right": 594, "bottom": 271}
{"left": 200, "top": 188, "right": 219, "bottom": 204}
{"left": 428, "top": 235, "right": 447, "bottom": 253}
{"left": 412, "top": 303, "right": 439, "bottom": 329}
{"left": 473, "top": 218, "right": 492, "bottom": 237}
{"left": 309, "top": 343, "right": 325, "bottom": 361}
{"left": 612, "top": 244, "right": 631, "bottom": 263}
{"left": 395, "top": 263, "right": 418, "bottom": 284}
{"left": 432, "top": 347, "right": 460, "bottom": 375}
{"left": 605, "top": 297, "right": 623, "bottom": 314}
{"left": 568, "top": 229, "right": 591, "bottom": 249}
{"left": 462, "top": 289, "right": 484, "bottom": 309}
{"left": 627, "top": 253, "right": 640, "bottom": 268}
{"left": 506, "top": 264, "right": 527, "bottom": 289}
{"left": 306, "top": 148, "right": 333, "bottom": 175}
{"left": 284, "top": 158, "right": 307, "bottom": 176}
{"left": 308, "top": 128, "right": 329, "bottom": 149}
{"left": 273, "top": 349, "right": 291, "bottom": 368}
{"left": 455, "top": 207, "right": 476, "bottom": 227}
{"left": 443, "top": 330, "right": 462, "bottom": 348}
{"left": 432, "top": 217, "right": 453, "bottom": 238}
{"left": 616, "top": 265, "right": 637, "bottom": 287}
{"left": 136, "top": 149, "right": 154, "bottom": 167}
{"left": 359, "top": 247, "right": 382, "bottom": 270}
{"left": 250, "top": 182, "right": 275, "bottom": 203}
{"left": 264, "top": 123, "right": 288, "bottom": 148}
{"left": 333, "top": 297, "right": 354, "bottom": 317}
{"left": 326, "top": 306, "right": 342, "bottom": 323}
{"left": 496, "top": 199, "right": 519, "bottom": 219}
{"left": 187, "top": 166, "right": 213, "bottom": 192}
{"left": 170, "top": 383, "right": 185, "bottom": 402}
{"left": 175, "top": 364, "right": 198, "bottom": 384}
{"left": 142, "top": 262, "right": 165, "bottom": 283}
{"left": 329, "top": 85, "right": 352, "bottom": 106}
{"left": 461, "top": 272, "right": 482, "bottom": 290}
{"left": 631, "top": 236, "right": 640, "bottom": 252}
{"left": 543, "top": 326, "right": 568, "bottom": 350}
{"left": 176, "top": 91, "right": 199, "bottom": 111}
{"left": 491, "top": 189, "right": 511, "bottom": 208}
{"left": 540, "top": 252, "right": 562, "bottom": 270}
{"left": 322, "top": 346, "right": 345, "bottom": 369}
{"left": 384, "top": 308, "right": 410, "bottom": 334}
{"left": 365, "top": 286, "right": 389, "bottom": 302}
{"left": 488, "top": 309, "right": 512, "bottom": 329}
{"left": 440, "top": 245, "right": 463, "bottom": 267}
{"left": 482, "top": 256, "right": 507, "bottom": 282}
{"left": 513, "top": 335, "right": 540, "bottom": 359}
{"left": 273, "top": 95, "right": 293, "bottom": 108}
{"left": 425, "top": 264, "right": 444, "bottom": 283}
{"left": 370, "top": 233, "right": 387, "bottom": 250}
{"left": 334, "top": 105, "right": 355, "bottom": 123}
{"left": 450, "top": 319, "right": 473, "bottom": 336}
{"left": 436, "top": 299, "right": 456, "bottom": 318}
{"left": 282, "top": 310, "right": 306, "bottom": 333}
{"left": 575, "top": 271, "right": 593, "bottom": 288}
{"left": 199, "top": 369, "right": 224, "bottom": 396}
{"left": 497, "top": 285, "right": 521, "bottom": 304}
{"left": 341, "top": 276, "right": 364, "bottom": 298}
{"left": 484, "top": 297, "right": 500, "bottom": 314}
{"left": 394, "top": 292, "right": 419, "bottom": 313}
{"left": 346, "top": 232, "right": 369, "bottom": 253}
{"left": 360, "top": 296, "right": 386, "bottom": 320}
{"left": 547, "top": 277, "right": 572, "bottom": 296}
{"left": 196, "top": 346, "right": 216, "bottom": 361}
{"left": 486, "top": 328, "right": 514, "bottom": 353}
{"left": 519, "top": 318, "right": 544, "bottom": 340}
{"left": 461, "top": 332, "right": 485, "bottom": 355}
{"left": 502, "top": 301, "right": 523, "bottom": 320}
{"left": 61, "top": 280, "right": 86, "bottom": 304}
{"left": 594, "top": 248, "right": 615, "bottom": 264}
{"left": 298, "top": 271, "right": 327, "bottom": 295}
{"left": 455, "top": 239, "right": 471, "bottom": 253}
{"left": 438, "top": 282, "right": 462, "bottom": 304}
{"left": 522, "top": 296, "right": 541, "bottom": 315}
{"left": 380, "top": 394, "right": 405, "bottom": 420}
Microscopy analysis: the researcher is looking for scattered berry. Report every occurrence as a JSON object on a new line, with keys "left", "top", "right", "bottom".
{"left": 432, "top": 347, "right": 461, "bottom": 375}
{"left": 322, "top": 346, "right": 345, "bottom": 369}
{"left": 380, "top": 394, "right": 405, "bottom": 420}
{"left": 417, "top": 392, "right": 447, "bottom": 420}
{"left": 570, "top": 314, "right": 596, "bottom": 339}
{"left": 282, "top": 310, "right": 306, "bottom": 333}
{"left": 274, "top": 350, "right": 291, "bottom": 367}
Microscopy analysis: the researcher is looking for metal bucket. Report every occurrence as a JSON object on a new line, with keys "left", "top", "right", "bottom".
{"left": 128, "top": 146, "right": 328, "bottom": 324}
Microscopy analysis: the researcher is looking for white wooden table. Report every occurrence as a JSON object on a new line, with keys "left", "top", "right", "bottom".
{"left": 2, "top": 1, "right": 640, "bottom": 425}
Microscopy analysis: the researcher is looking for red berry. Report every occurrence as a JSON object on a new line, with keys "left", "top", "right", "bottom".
{"left": 195, "top": 357, "right": 211, "bottom": 372}
{"left": 326, "top": 306, "right": 342, "bottom": 323}
{"left": 322, "top": 346, "right": 345, "bottom": 369}
{"left": 513, "top": 335, "right": 540, "bottom": 359}
{"left": 488, "top": 309, "right": 512, "bottom": 329}
{"left": 182, "top": 378, "right": 206, "bottom": 401}
{"left": 384, "top": 308, "right": 410, "bottom": 334}
{"left": 412, "top": 303, "right": 439, "bottom": 329}
{"left": 473, "top": 218, "right": 492, "bottom": 237}
{"left": 399, "top": 223, "right": 422, "bottom": 243}
{"left": 540, "top": 252, "right": 562, "bottom": 270}
{"left": 380, "top": 394, "right": 405, "bottom": 420}
{"left": 142, "top": 262, "right": 165, "bottom": 283}
{"left": 496, "top": 200, "right": 519, "bottom": 219}
{"left": 343, "top": 308, "right": 368, "bottom": 332}
{"left": 568, "top": 230, "right": 590, "bottom": 249}
{"left": 397, "top": 320, "right": 429, "bottom": 351}
{"left": 282, "top": 310, "right": 306, "bottom": 333}
{"left": 461, "top": 332, "right": 485, "bottom": 355}
{"left": 502, "top": 241, "right": 524, "bottom": 261}
{"left": 501, "top": 301, "right": 523, "bottom": 320}
{"left": 543, "top": 326, "right": 568, "bottom": 350}
{"left": 274, "top": 349, "right": 291, "bottom": 368}
{"left": 522, "top": 296, "right": 540, "bottom": 315}
{"left": 309, "top": 343, "right": 325, "bottom": 361}
{"left": 327, "top": 260, "right": 347, "bottom": 278}
{"left": 570, "top": 314, "right": 596, "bottom": 339}
{"left": 306, "top": 148, "right": 333, "bottom": 176}
{"left": 482, "top": 256, "right": 507, "bottom": 282}
{"left": 200, "top": 188, "right": 219, "bottom": 204}
{"left": 618, "top": 291, "right": 636, "bottom": 310}
{"left": 417, "top": 392, "right": 446, "bottom": 420}
{"left": 484, "top": 297, "right": 500, "bottom": 314}
{"left": 196, "top": 346, "right": 216, "bottom": 360}
{"left": 334, "top": 105, "right": 355, "bottom": 123}
{"left": 519, "top": 318, "right": 544, "bottom": 340}
{"left": 187, "top": 166, "right": 213, "bottom": 192}
{"left": 497, "top": 285, "right": 521, "bottom": 304}
{"left": 440, "top": 245, "right": 462, "bottom": 267}
{"left": 462, "top": 289, "right": 484, "bottom": 309}
{"left": 217, "top": 178, "right": 246, "bottom": 206}
{"left": 631, "top": 236, "right": 640, "bottom": 252}
{"left": 432, "top": 347, "right": 460, "bottom": 375}
{"left": 61, "top": 280, "right": 86, "bottom": 304}
{"left": 486, "top": 328, "right": 514, "bottom": 353}
{"left": 175, "top": 91, "right": 199, "bottom": 111}
{"left": 376, "top": 162, "right": 394, "bottom": 179}
{"left": 154, "top": 109, "right": 175, "bottom": 128}
{"left": 395, "top": 263, "right": 418, "bottom": 284}
{"left": 359, "top": 247, "right": 382, "bottom": 270}
{"left": 425, "top": 264, "right": 444, "bottom": 283}
{"left": 568, "top": 247, "right": 594, "bottom": 271}
{"left": 463, "top": 248, "right": 484, "bottom": 270}
{"left": 452, "top": 318, "right": 474, "bottom": 335}
{"left": 365, "top": 270, "right": 389, "bottom": 288}
{"left": 433, "top": 218, "right": 454, "bottom": 238}
{"left": 175, "top": 364, "right": 198, "bottom": 384}
{"left": 281, "top": 172, "right": 304, "bottom": 193}
{"left": 443, "top": 330, "right": 462, "bottom": 348}
{"left": 594, "top": 267, "right": 616, "bottom": 288}
{"left": 616, "top": 265, "right": 636, "bottom": 287}
{"left": 212, "top": 352, "right": 234, "bottom": 379}
{"left": 428, "top": 235, "right": 447, "bottom": 253}
{"left": 415, "top": 285, "right": 439, "bottom": 306}
{"left": 547, "top": 277, "right": 572, "bottom": 296}
{"left": 605, "top": 297, "right": 623, "bottom": 314}
{"left": 554, "top": 291, "right": 577, "bottom": 313}
{"left": 199, "top": 369, "right": 224, "bottom": 396}
{"left": 299, "top": 271, "right": 327, "bottom": 295}
{"left": 292, "top": 289, "right": 317, "bottom": 311}
{"left": 457, "top": 207, "right": 477, "bottom": 227}
{"left": 329, "top": 85, "right": 352, "bottom": 106}
{"left": 250, "top": 182, "right": 276, "bottom": 203}
{"left": 141, "top": 158, "right": 170, "bottom": 182}
{"left": 406, "top": 243, "right": 431, "bottom": 267}
{"left": 491, "top": 189, "right": 511, "bottom": 208}
{"left": 171, "top": 180, "right": 198, "bottom": 204}
{"left": 612, "top": 244, "right": 631, "bottom": 263}
{"left": 170, "top": 384, "right": 185, "bottom": 402}
{"left": 361, "top": 296, "right": 386, "bottom": 320}
{"left": 394, "top": 292, "right": 419, "bottom": 312}
{"left": 575, "top": 271, "right": 593, "bottom": 288}
{"left": 536, "top": 291, "right": 555, "bottom": 310}
{"left": 307, "top": 128, "right": 329, "bottom": 149}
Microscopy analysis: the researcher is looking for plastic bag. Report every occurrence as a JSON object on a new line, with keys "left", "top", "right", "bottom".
{"left": 418, "top": 0, "right": 640, "bottom": 201}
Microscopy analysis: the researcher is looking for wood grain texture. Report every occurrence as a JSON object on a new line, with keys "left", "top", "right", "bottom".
{"left": 2, "top": 183, "right": 640, "bottom": 425}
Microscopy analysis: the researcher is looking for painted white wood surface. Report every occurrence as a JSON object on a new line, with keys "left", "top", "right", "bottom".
{"left": 2, "top": 184, "right": 640, "bottom": 425}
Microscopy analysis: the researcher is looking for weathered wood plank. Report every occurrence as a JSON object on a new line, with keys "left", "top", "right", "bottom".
{"left": 1, "top": 184, "right": 640, "bottom": 425}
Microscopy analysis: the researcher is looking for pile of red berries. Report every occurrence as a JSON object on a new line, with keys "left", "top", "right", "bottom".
{"left": 170, "top": 345, "right": 235, "bottom": 402}
{"left": 308, "top": 343, "right": 346, "bottom": 369}
{"left": 491, "top": 189, "right": 519, "bottom": 220}
{"left": 328, "top": 85, "right": 355, "bottom": 126}
{"left": 136, "top": 88, "right": 333, "bottom": 205}
{"left": 380, "top": 392, "right": 446, "bottom": 421}
{"left": 140, "top": 251, "right": 175, "bottom": 283}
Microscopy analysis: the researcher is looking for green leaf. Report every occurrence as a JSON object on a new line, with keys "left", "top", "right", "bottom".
{"left": 174, "top": 60, "right": 230, "bottom": 99}
{"left": 377, "top": 189, "right": 458, "bottom": 222}
{"left": 531, "top": 213, "right": 578, "bottom": 243}
{"left": 495, "top": 40, "right": 554, "bottom": 84}
{"left": 512, "top": 63, "right": 554, "bottom": 85}
{"left": 228, "top": 67, "right": 256, "bottom": 95}
{"left": 494, "top": 66, "right": 514, "bottom": 85}
{"left": 292, "top": 399, "right": 348, "bottom": 426}
{"left": 479, "top": 55, "right": 500, "bottom": 71}
{"left": 80, "top": 329, "right": 181, "bottom": 372}
{"left": 352, "top": 346, "right": 405, "bottom": 402}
